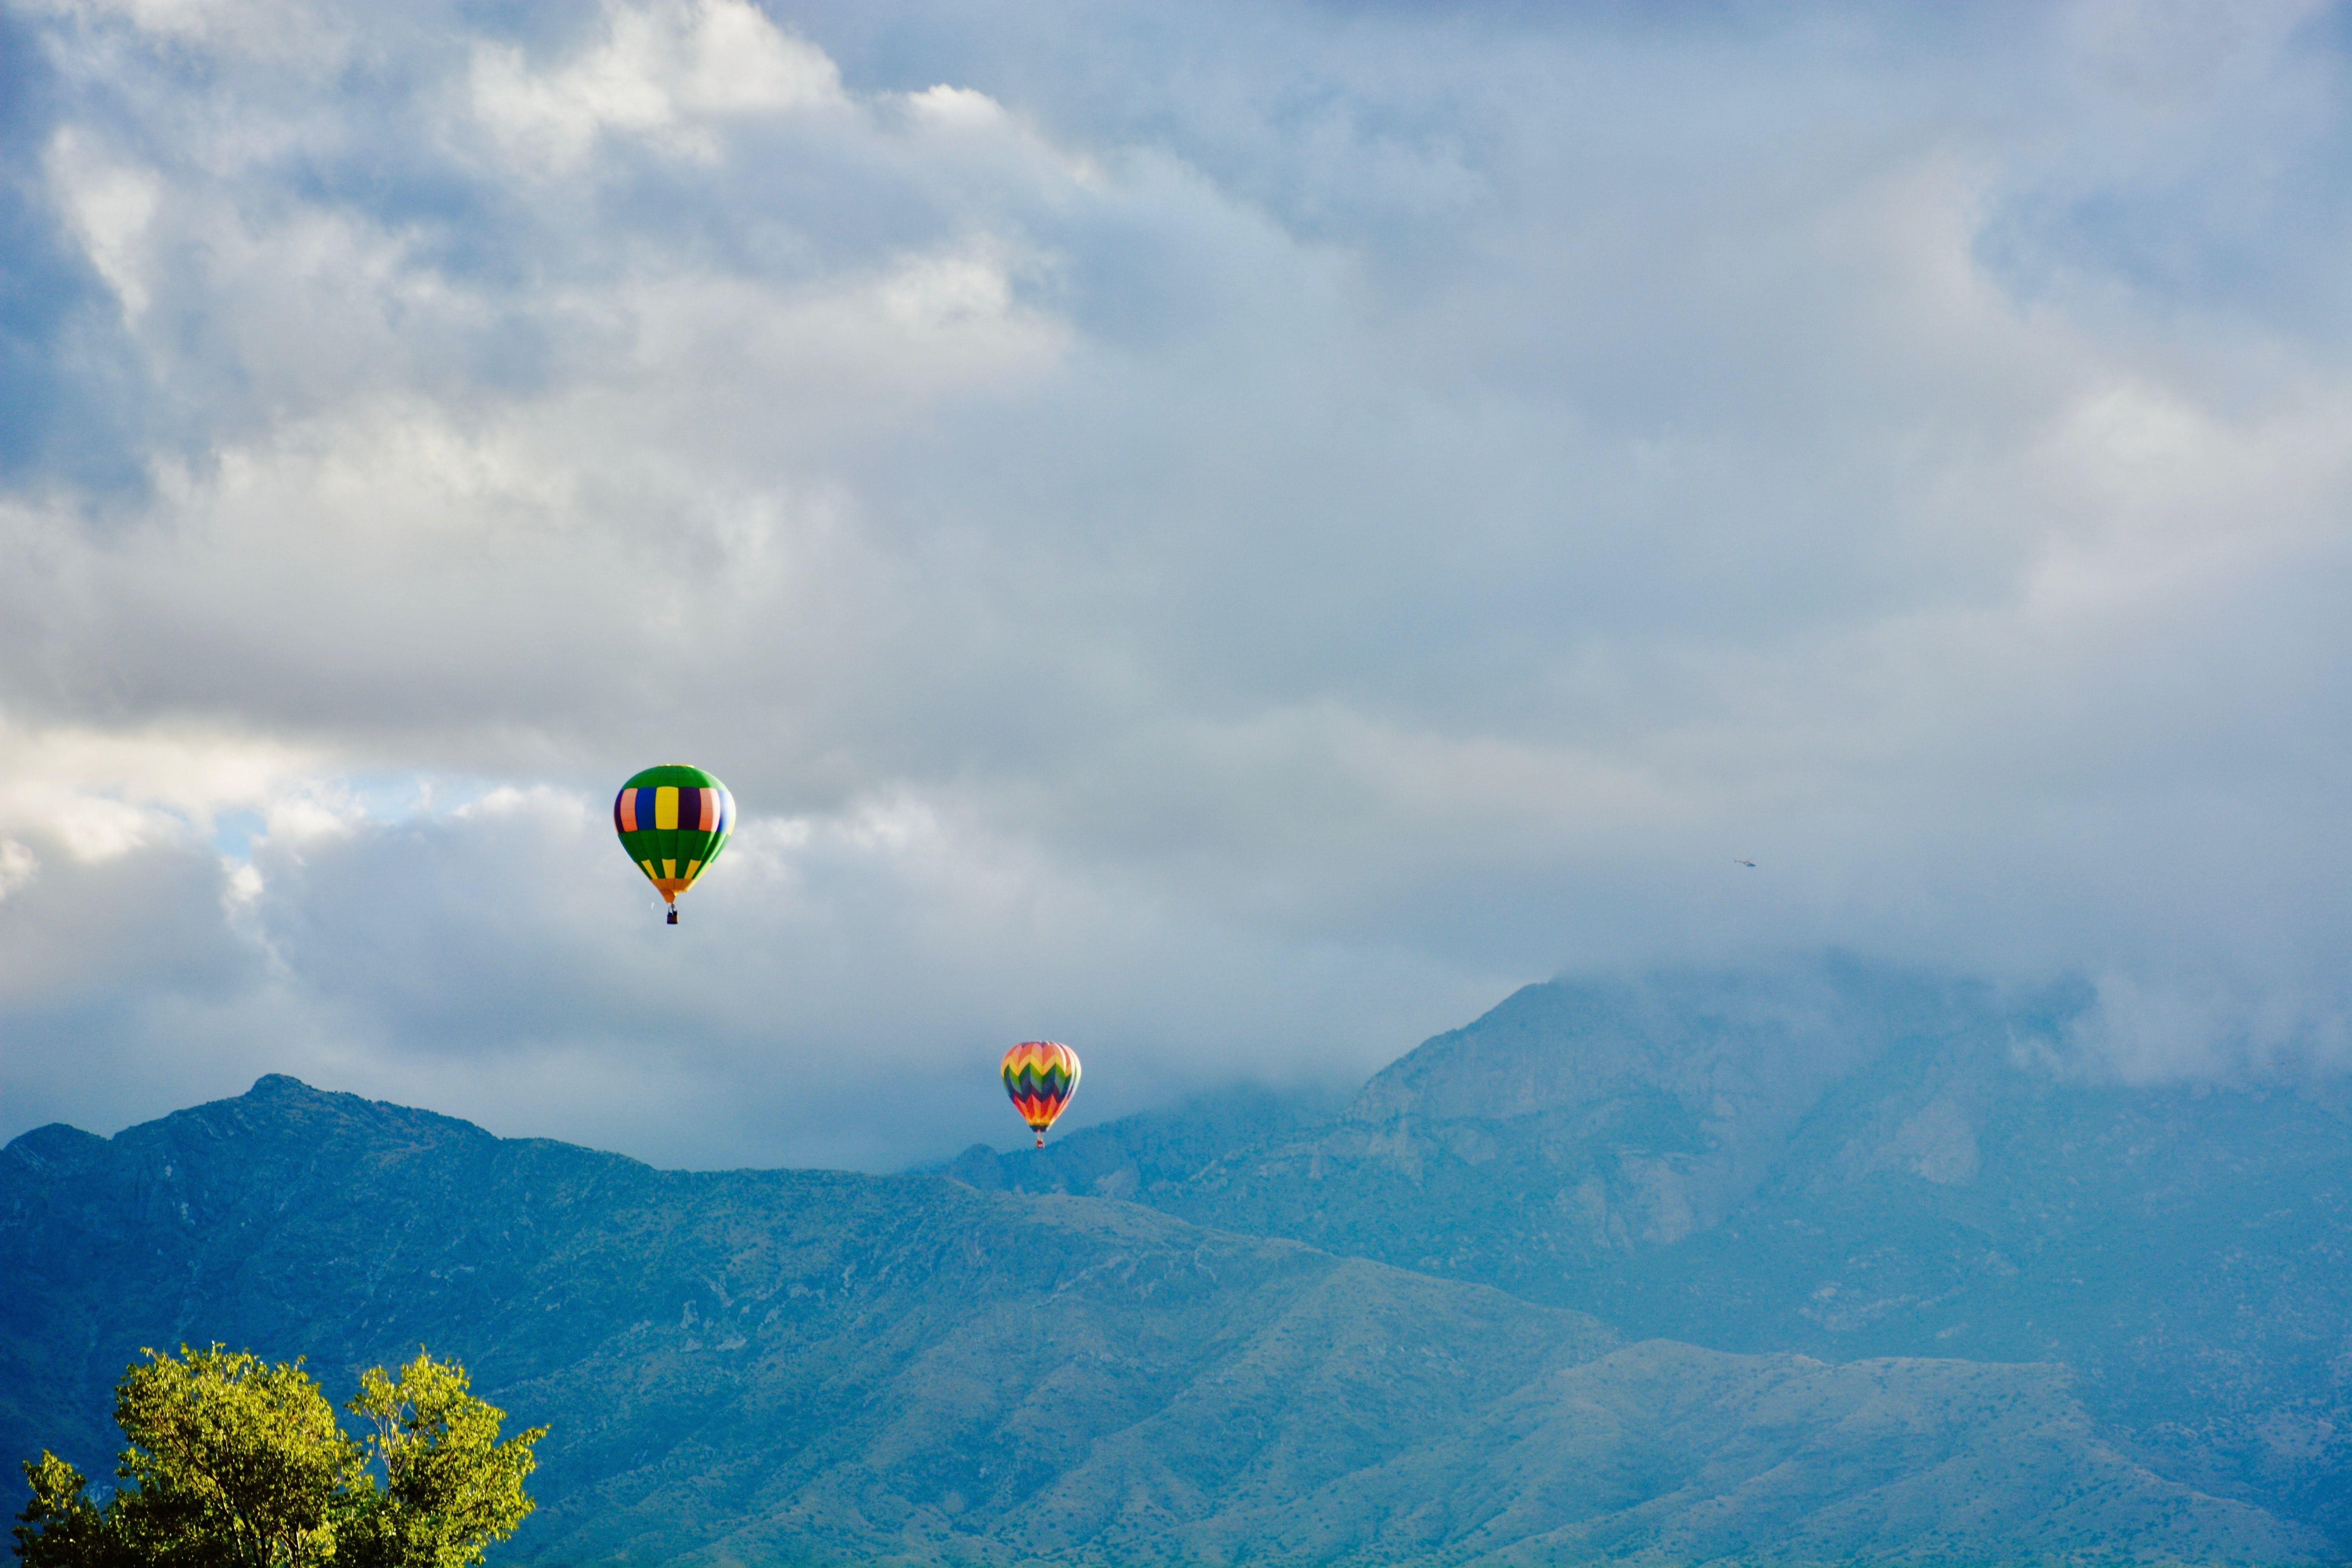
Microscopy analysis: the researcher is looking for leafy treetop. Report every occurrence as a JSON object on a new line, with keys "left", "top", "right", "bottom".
{"left": 13, "top": 1345, "right": 544, "bottom": 1568}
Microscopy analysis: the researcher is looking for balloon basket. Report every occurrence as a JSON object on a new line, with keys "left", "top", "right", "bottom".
{"left": 666, "top": 907, "right": 678, "bottom": 925}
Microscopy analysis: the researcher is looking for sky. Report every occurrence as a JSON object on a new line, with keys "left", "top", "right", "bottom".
{"left": 4, "top": 0, "right": 2352, "bottom": 1170}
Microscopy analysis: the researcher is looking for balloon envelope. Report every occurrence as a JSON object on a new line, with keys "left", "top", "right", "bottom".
{"left": 1002, "top": 1041, "right": 1080, "bottom": 1147}
{"left": 613, "top": 764, "right": 735, "bottom": 911}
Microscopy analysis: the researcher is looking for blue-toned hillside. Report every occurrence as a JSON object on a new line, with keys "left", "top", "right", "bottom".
{"left": 3, "top": 1049, "right": 2328, "bottom": 1564}
{"left": 951, "top": 959, "right": 2352, "bottom": 1550}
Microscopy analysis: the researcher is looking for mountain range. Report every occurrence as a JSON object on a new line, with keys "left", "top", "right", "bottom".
{"left": 7, "top": 958, "right": 2350, "bottom": 1564}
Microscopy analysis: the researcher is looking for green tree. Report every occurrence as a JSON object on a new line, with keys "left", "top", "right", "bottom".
{"left": 336, "top": 1355, "right": 544, "bottom": 1568}
{"left": 12, "top": 1456, "right": 118, "bottom": 1568}
{"left": 13, "top": 1347, "right": 544, "bottom": 1568}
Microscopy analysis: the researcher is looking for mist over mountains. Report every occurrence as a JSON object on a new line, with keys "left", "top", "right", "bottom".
{"left": 955, "top": 960, "right": 2352, "bottom": 1550}
{"left": 8, "top": 959, "right": 2351, "bottom": 1563}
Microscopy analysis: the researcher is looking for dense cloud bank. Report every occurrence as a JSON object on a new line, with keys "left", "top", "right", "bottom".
{"left": 4, "top": 0, "right": 2352, "bottom": 1166}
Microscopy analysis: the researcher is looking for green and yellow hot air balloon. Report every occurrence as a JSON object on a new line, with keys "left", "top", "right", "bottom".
{"left": 613, "top": 764, "right": 734, "bottom": 924}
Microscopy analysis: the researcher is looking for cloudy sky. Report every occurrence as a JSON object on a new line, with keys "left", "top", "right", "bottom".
{"left": 3, "top": 0, "right": 2350, "bottom": 1169}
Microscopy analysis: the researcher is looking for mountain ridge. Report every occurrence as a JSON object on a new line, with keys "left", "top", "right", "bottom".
{"left": 5, "top": 1064, "right": 2330, "bottom": 1564}
{"left": 942, "top": 961, "right": 2352, "bottom": 1549}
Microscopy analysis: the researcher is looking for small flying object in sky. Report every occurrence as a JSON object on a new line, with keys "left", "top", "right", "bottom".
{"left": 1733, "top": 858, "right": 1756, "bottom": 867}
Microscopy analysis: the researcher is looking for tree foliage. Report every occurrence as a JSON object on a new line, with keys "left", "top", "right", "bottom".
{"left": 13, "top": 1347, "right": 544, "bottom": 1568}
{"left": 338, "top": 1356, "right": 543, "bottom": 1568}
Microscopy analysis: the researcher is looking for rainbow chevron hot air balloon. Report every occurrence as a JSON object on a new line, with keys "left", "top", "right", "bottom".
{"left": 1002, "top": 1040, "right": 1080, "bottom": 1148}
{"left": 613, "top": 764, "right": 734, "bottom": 924}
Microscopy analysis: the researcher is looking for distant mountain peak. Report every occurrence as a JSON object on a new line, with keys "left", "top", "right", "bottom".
{"left": 0, "top": 1121, "right": 107, "bottom": 1175}
{"left": 216, "top": 1073, "right": 473, "bottom": 1127}
{"left": 1345, "top": 958, "right": 2069, "bottom": 1129}
{"left": 248, "top": 1071, "right": 325, "bottom": 1096}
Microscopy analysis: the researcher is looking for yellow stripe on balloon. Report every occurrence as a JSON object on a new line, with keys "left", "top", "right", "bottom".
{"left": 640, "top": 858, "right": 657, "bottom": 879}
{"left": 684, "top": 859, "right": 702, "bottom": 882}
{"left": 655, "top": 786, "right": 679, "bottom": 829}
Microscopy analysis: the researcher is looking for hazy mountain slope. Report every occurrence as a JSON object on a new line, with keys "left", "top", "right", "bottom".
{"left": 1584, "top": 1029, "right": 2352, "bottom": 1543}
{"left": 948, "top": 968, "right": 2058, "bottom": 1293}
{"left": 952, "top": 961, "right": 2352, "bottom": 1548}
{"left": 938, "top": 1080, "right": 1339, "bottom": 1202}
{"left": 4, "top": 1076, "right": 2323, "bottom": 1564}
{"left": 957, "top": 962, "right": 2032, "bottom": 1290}
{"left": 1216, "top": 1344, "right": 2298, "bottom": 1568}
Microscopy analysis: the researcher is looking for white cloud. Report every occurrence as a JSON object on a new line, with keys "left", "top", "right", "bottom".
{"left": 904, "top": 84, "right": 1007, "bottom": 132}
{"left": 24, "top": 0, "right": 352, "bottom": 61}
{"left": 0, "top": 779, "right": 1493, "bottom": 1167}
{"left": 0, "top": 841, "right": 38, "bottom": 902}
{"left": 7, "top": 0, "right": 2352, "bottom": 1163}
{"left": 468, "top": 0, "right": 844, "bottom": 170}
{"left": 45, "top": 131, "right": 160, "bottom": 319}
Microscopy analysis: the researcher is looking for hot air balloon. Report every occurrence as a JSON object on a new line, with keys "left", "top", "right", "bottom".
{"left": 613, "top": 764, "right": 734, "bottom": 924}
{"left": 1002, "top": 1040, "right": 1080, "bottom": 1148}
